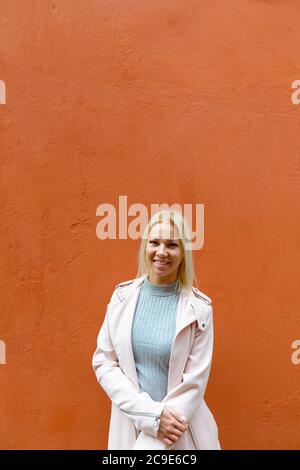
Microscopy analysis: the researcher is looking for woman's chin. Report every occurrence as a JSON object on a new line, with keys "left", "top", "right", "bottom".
{"left": 152, "top": 264, "right": 171, "bottom": 273}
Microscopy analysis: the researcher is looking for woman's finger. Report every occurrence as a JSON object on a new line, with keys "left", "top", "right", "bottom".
{"left": 164, "top": 438, "right": 173, "bottom": 445}
{"left": 168, "top": 407, "right": 186, "bottom": 423}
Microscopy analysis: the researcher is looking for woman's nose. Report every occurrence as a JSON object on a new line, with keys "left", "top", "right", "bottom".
{"left": 157, "top": 245, "right": 167, "bottom": 255}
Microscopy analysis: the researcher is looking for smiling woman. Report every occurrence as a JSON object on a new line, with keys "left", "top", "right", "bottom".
{"left": 146, "top": 226, "right": 184, "bottom": 286}
{"left": 137, "top": 210, "right": 197, "bottom": 295}
{"left": 92, "top": 209, "right": 221, "bottom": 450}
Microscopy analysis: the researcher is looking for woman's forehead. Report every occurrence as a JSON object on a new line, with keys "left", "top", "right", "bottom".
{"left": 148, "top": 223, "right": 181, "bottom": 239}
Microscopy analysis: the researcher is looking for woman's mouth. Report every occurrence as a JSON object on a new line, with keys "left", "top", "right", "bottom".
{"left": 153, "top": 260, "right": 170, "bottom": 266}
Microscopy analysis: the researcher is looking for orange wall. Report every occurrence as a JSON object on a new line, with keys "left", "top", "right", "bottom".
{"left": 0, "top": 0, "right": 299, "bottom": 450}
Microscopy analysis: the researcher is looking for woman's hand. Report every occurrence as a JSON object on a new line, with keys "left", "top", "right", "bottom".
{"left": 157, "top": 406, "right": 188, "bottom": 445}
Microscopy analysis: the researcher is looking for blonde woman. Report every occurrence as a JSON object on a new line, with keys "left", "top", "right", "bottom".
{"left": 92, "top": 210, "right": 221, "bottom": 450}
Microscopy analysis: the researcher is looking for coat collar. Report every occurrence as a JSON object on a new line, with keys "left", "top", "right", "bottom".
{"left": 110, "top": 274, "right": 211, "bottom": 393}
{"left": 115, "top": 274, "right": 210, "bottom": 334}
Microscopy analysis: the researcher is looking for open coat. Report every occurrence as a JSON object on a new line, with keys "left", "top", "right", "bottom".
{"left": 92, "top": 274, "right": 221, "bottom": 450}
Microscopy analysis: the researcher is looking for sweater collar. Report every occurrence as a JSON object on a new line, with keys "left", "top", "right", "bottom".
{"left": 142, "top": 274, "right": 179, "bottom": 296}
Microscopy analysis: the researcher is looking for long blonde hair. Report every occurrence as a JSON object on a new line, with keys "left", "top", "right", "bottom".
{"left": 136, "top": 209, "right": 198, "bottom": 295}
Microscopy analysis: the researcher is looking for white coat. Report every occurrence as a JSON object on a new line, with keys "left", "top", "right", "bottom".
{"left": 92, "top": 274, "right": 221, "bottom": 450}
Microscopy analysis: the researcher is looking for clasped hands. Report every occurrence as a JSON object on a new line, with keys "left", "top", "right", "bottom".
{"left": 157, "top": 406, "right": 188, "bottom": 445}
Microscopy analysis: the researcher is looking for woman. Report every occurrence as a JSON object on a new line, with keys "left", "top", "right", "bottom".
{"left": 92, "top": 210, "right": 221, "bottom": 450}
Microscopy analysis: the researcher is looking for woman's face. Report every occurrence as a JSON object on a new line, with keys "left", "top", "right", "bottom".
{"left": 145, "top": 222, "right": 184, "bottom": 284}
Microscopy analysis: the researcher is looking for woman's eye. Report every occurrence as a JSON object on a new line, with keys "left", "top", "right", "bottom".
{"left": 149, "top": 241, "right": 177, "bottom": 247}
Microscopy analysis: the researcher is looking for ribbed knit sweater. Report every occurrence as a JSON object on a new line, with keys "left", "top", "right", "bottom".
{"left": 131, "top": 275, "right": 180, "bottom": 401}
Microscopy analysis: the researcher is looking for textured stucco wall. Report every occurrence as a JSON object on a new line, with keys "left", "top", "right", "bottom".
{"left": 0, "top": 0, "right": 300, "bottom": 450}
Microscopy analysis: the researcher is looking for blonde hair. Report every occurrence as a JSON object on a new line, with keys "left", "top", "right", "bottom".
{"left": 136, "top": 209, "right": 198, "bottom": 295}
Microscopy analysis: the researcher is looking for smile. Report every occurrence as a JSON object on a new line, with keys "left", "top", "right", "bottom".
{"left": 153, "top": 260, "right": 170, "bottom": 265}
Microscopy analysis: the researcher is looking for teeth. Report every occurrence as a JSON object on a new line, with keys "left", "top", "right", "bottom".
{"left": 154, "top": 260, "right": 169, "bottom": 264}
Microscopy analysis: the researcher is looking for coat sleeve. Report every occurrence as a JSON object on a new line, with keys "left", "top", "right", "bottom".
{"left": 132, "top": 303, "right": 214, "bottom": 450}
{"left": 92, "top": 291, "right": 165, "bottom": 439}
